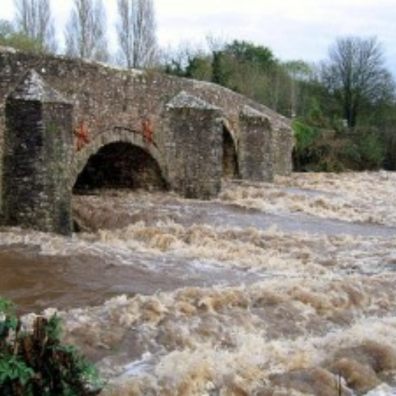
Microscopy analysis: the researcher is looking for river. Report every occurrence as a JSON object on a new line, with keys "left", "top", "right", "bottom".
{"left": 1, "top": 172, "right": 396, "bottom": 395}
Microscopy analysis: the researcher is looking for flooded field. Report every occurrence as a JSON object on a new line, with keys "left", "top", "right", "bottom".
{"left": 1, "top": 172, "right": 396, "bottom": 395}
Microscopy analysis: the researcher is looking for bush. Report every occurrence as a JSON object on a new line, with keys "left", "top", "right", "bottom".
{"left": 355, "top": 129, "right": 385, "bottom": 169}
{"left": 292, "top": 120, "right": 319, "bottom": 150}
{"left": 292, "top": 118, "right": 386, "bottom": 171}
{"left": 0, "top": 298, "right": 103, "bottom": 396}
{"left": 0, "top": 19, "right": 45, "bottom": 53}
{"left": 292, "top": 119, "right": 326, "bottom": 171}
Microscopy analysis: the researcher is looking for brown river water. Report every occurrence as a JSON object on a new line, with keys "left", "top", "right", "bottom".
{"left": 1, "top": 172, "right": 396, "bottom": 395}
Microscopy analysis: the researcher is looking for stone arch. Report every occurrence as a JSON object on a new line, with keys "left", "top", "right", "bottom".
{"left": 71, "top": 128, "right": 168, "bottom": 191}
{"left": 222, "top": 121, "right": 239, "bottom": 179}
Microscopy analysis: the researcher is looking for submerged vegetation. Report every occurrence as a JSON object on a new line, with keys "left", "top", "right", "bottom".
{"left": 0, "top": 297, "right": 103, "bottom": 396}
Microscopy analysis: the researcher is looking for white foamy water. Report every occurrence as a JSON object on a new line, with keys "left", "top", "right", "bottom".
{"left": 1, "top": 172, "right": 396, "bottom": 395}
{"left": 220, "top": 171, "right": 396, "bottom": 227}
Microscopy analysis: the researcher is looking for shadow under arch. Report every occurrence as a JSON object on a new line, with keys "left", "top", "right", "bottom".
{"left": 222, "top": 122, "right": 239, "bottom": 179}
{"left": 71, "top": 129, "right": 168, "bottom": 193}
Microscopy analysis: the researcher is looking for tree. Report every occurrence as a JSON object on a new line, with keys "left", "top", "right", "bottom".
{"left": 211, "top": 41, "right": 291, "bottom": 112}
{"left": 13, "top": 0, "right": 56, "bottom": 52}
{"left": 321, "top": 36, "right": 394, "bottom": 128}
{"left": 163, "top": 39, "right": 292, "bottom": 115}
{"left": 65, "top": 0, "right": 108, "bottom": 62}
{"left": 116, "top": 0, "right": 133, "bottom": 68}
{"left": 116, "top": 0, "right": 157, "bottom": 68}
{"left": 223, "top": 40, "right": 275, "bottom": 70}
{"left": 283, "top": 60, "right": 313, "bottom": 118}
{"left": 185, "top": 54, "right": 212, "bottom": 81}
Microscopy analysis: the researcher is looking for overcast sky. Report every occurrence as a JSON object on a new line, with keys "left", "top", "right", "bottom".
{"left": 1, "top": 0, "right": 395, "bottom": 75}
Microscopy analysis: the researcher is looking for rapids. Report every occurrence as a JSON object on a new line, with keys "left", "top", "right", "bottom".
{"left": 1, "top": 172, "right": 396, "bottom": 395}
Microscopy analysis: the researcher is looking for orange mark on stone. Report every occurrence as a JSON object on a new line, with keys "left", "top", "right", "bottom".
{"left": 142, "top": 118, "right": 154, "bottom": 144}
{"left": 74, "top": 121, "right": 90, "bottom": 151}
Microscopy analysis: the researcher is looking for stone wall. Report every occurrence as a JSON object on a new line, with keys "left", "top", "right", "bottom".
{"left": 0, "top": 48, "right": 294, "bottom": 231}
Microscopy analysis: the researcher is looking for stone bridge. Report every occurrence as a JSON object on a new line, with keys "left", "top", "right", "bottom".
{"left": 0, "top": 47, "right": 293, "bottom": 235}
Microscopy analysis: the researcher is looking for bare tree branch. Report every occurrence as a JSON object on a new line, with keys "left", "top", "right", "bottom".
{"left": 116, "top": 0, "right": 158, "bottom": 69}
{"left": 321, "top": 36, "right": 394, "bottom": 127}
{"left": 65, "top": 0, "right": 108, "bottom": 62}
{"left": 13, "top": 0, "right": 56, "bottom": 52}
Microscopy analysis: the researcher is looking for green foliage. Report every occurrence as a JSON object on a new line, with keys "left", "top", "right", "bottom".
{"left": 0, "top": 298, "right": 15, "bottom": 318}
{"left": 0, "top": 297, "right": 103, "bottom": 396}
{"left": 164, "top": 39, "right": 290, "bottom": 113}
{"left": 292, "top": 120, "right": 319, "bottom": 150}
{"left": 185, "top": 55, "right": 212, "bottom": 81}
{"left": 211, "top": 50, "right": 231, "bottom": 86}
{"left": 0, "top": 19, "right": 45, "bottom": 53}
{"left": 283, "top": 60, "right": 312, "bottom": 80}
{"left": 223, "top": 40, "right": 275, "bottom": 70}
{"left": 164, "top": 35, "right": 395, "bottom": 171}
{"left": 293, "top": 114, "right": 386, "bottom": 171}
{"left": 0, "top": 298, "right": 18, "bottom": 340}
{"left": 0, "top": 356, "right": 34, "bottom": 387}
{"left": 212, "top": 40, "right": 280, "bottom": 106}
{"left": 349, "top": 129, "right": 385, "bottom": 169}
{"left": 292, "top": 119, "right": 333, "bottom": 171}
{"left": 44, "top": 314, "right": 63, "bottom": 340}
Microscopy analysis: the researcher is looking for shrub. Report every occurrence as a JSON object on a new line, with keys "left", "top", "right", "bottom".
{"left": 292, "top": 118, "right": 386, "bottom": 171}
{"left": 355, "top": 129, "right": 385, "bottom": 169}
{"left": 0, "top": 20, "right": 45, "bottom": 54}
{"left": 292, "top": 120, "right": 319, "bottom": 150}
{"left": 292, "top": 119, "right": 325, "bottom": 171}
{"left": 0, "top": 297, "right": 103, "bottom": 396}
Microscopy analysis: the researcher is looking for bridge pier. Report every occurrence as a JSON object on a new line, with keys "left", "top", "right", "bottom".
{"left": 239, "top": 106, "right": 274, "bottom": 182}
{"left": 2, "top": 70, "right": 73, "bottom": 235}
{"left": 164, "top": 92, "right": 223, "bottom": 199}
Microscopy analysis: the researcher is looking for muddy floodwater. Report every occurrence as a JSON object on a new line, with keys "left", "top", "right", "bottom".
{"left": 1, "top": 172, "right": 396, "bottom": 395}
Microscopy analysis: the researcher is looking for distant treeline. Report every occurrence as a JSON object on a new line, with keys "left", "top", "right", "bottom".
{"left": 1, "top": 0, "right": 396, "bottom": 171}
{"left": 163, "top": 38, "right": 396, "bottom": 172}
